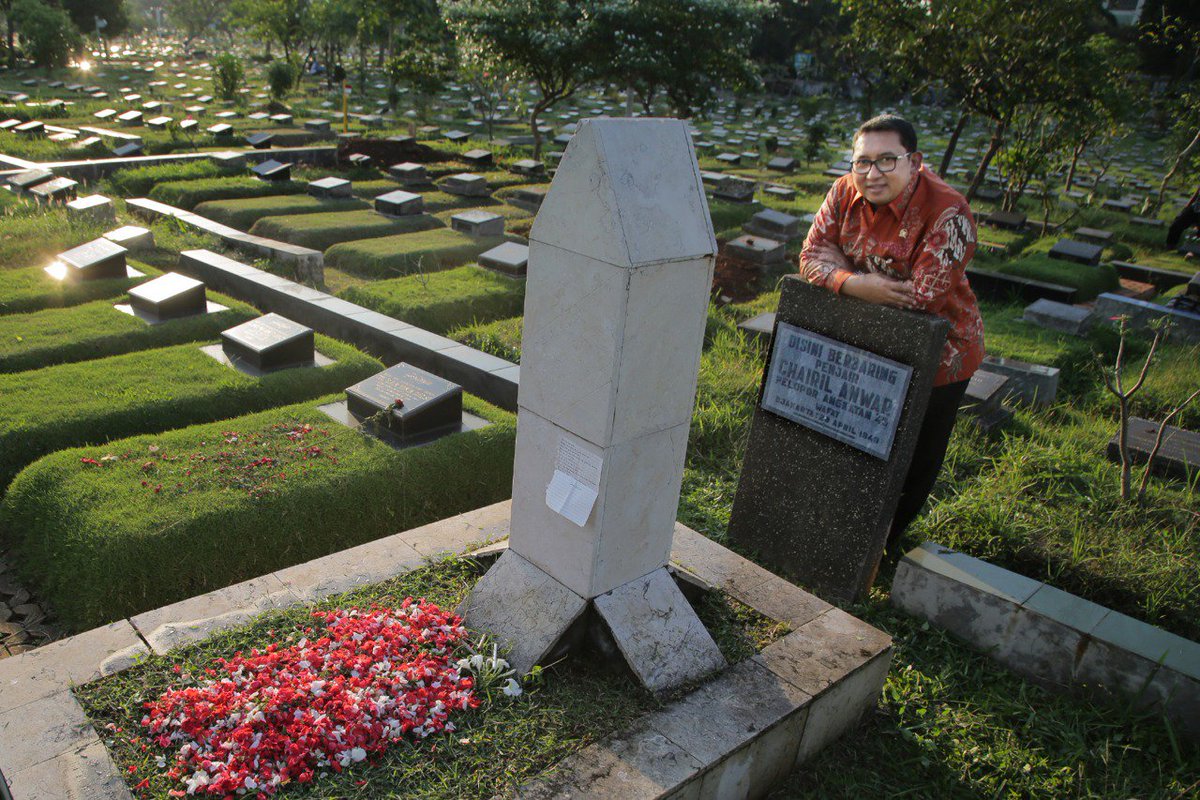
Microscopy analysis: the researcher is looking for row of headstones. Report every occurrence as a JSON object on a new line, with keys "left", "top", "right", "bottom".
{"left": 45, "top": 234, "right": 474, "bottom": 443}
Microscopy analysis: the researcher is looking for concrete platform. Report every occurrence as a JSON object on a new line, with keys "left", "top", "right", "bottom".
{"left": 0, "top": 502, "right": 891, "bottom": 799}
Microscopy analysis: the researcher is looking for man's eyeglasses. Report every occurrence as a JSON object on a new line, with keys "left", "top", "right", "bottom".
{"left": 851, "top": 153, "right": 913, "bottom": 174}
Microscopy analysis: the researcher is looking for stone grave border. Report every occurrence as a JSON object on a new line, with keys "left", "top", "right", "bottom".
{"left": 0, "top": 501, "right": 891, "bottom": 800}
{"left": 892, "top": 541, "right": 1199, "bottom": 740}
{"left": 174, "top": 248, "right": 519, "bottom": 411}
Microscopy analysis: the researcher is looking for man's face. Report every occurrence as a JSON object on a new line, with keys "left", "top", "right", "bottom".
{"left": 851, "top": 130, "right": 921, "bottom": 206}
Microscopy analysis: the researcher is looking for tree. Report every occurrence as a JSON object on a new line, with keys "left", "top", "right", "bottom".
{"left": 457, "top": 37, "right": 513, "bottom": 140}
{"left": 61, "top": 0, "right": 128, "bottom": 39}
{"left": 1143, "top": 15, "right": 1200, "bottom": 211}
{"left": 590, "top": 0, "right": 772, "bottom": 117}
{"left": 447, "top": 0, "right": 604, "bottom": 159}
{"left": 13, "top": 0, "right": 82, "bottom": 69}
{"left": 267, "top": 59, "right": 299, "bottom": 102}
{"left": 230, "top": 0, "right": 311, "bottom": 60}
{"left": 213, "top": 52, "right": 246, "bottom": 101}
{"left": 164, "top": 0, "right": 229, "bottom": 46}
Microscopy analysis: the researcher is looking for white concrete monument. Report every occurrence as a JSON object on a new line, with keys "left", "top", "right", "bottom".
{"left": 459, "top": 118, "right": 725, "bottom": 693}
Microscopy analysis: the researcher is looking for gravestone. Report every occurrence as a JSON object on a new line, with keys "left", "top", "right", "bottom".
{"left": 246, "top": 132, "right": 275, "bottom": 149}
{"left": 179, "top": 119, "right": 199, "bottom": 132}
{"left": 14, "top": 120, "right": 43, "bottom": 136}
{"left": 307, "top": 177, "right": 352, "bottom": 199}
{"left": 304, "top": 118, "right": 331, "bottom": 132}
{"left": 7, "top": 169, "right": 53, "bottom": 192}
{"left": 727, "top": 277, "right": 948, "bottom": 602}
{"left": 767, "top": 156, "right": 796, "bottom": 172}
{"left": 462, "top": 148, "right": 493, "bottom": 167}
{"left": 52, "top": 238, "right": 129, "bottom": 282}
{"left": 450, "top": 210, "right": 505, "bottom": 238}
{"left": 725, "top": 234, "right": 786, "bottom": 265}
{"left": 1102, "top": 198, "right": 1134, "bottom": 213}
{"left": 744, "top": 208, "right": 802, "bottom": 242}
{"left": 1049, "top": 239, "right": 1102, "bottom": 266}
{"left": 716, "top": 152, "right": 741, "bottom": 165}
{"left": 374, "top": 189, "right": 423, "bottom": 217}
{"left": 764, "top": 185, "right": 797, "bottom": 201}
{"left": 1107, "top": 418, "right": 1199, "bottom": 483}
{"left": 126, "top": 272, "right": 208, "bottom": 321}
{"left": 478, "top": 241, "right": 529, "bottom": 276}
{"left": 66, "top": 195, "right": 116, "bottom": 224}
{"left": 206, "top": 122, "right": 232, "bottom": 137}
{"left": 269, "top": 113, "right": 293, "bottom": 126}
{"left": 147, "top": 116, "right": 172, "bottom": 129}
{"left": 0, "top": 118, "right": 21, "bottom": 130}
{"left": 981, "top": 355, "right": 1059, "bottom": 407}
{"left": 94, "top": 108, "right": 117, "bottom": 121}
{"left": 252, "top": 160, "right": 292, "bottom": 182}
{"left": 220, "top": 314, "right": 315, "bottom": 371}
{"left": 117, "top": 110, "right": 142, "bottom": 126}
{"left": 389, "top": 162, "right": 428, "bottom": 184}
{"left": 104, "top": 225, "right": 154, "bottom": 250}
{"left": 113, "top": 142, "right": 143, "bottom": 157}
{"left": 442, "top": 173, "right": 489, "bottom": 197}
{"left": 1022, "top": 298, "right": 1093, "bottom": 335}
{"left": 1075, "top": 227, "right": 1113, "bottom": 244}
{"left": 459, "top": 118, "right": 725, "bottom": 692}
{"left": 29, "top": 177, "right": 78, "bottom": 204}
{"left": 959, "top": 369, "right": 1012, "bottom": 432}
{"left": 712, "top": 176, "right": 756, "bottom": 203}
{"left": 983, "top": 210, "right": 1026, "bottom": 230}
{"left": 508, "top": 187, "right": 547, "bottom": 212}
{"left": 510, "top": 158, "right": 545, "bottom": 177}
{"left": 444, "top": 129, "right": 470, "bottom": 143}
{"left": 345, "top": 363, "right": 463, "bottom": 442}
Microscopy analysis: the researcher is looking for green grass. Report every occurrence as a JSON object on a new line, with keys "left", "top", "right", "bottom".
{"left": 148, "top": 176, "right": 308, "bottom": 210}
{"left": 995, "top": 254, "right": 1120, "bottom": 301}
{"left": 418, "top": 190, "right": 502, "bottom": 214}
{"left": 0, "top": 335, "right": 381, "bottom": 491}
{"left": 102, "top": 159, "right": 226, "bottom": 198}
{"left": 340, "top": 265, "right": 526, "bottom": 334}
{"left": 194, "top": 195, "right": 369, "bottom": 230}
{"left": 0, "top": 206, "right": 110, "bottom": 269}
{"left": 325, "top": 229, "right": 512, "bottom": 279}
{"left": 0, "top": 261, "right": 163, "bottom": 317}
{"left": 708, "top": 198, "right": 763, "bottom": 233}
{"left": 449, "top": 316, "right": 523, "bottom": 363}
{"left": 1, "top": 396, "right": 515, "bottom": 631}
{"left": 72, "top": 558, "right": 783, "bottom": 799}
{"left": 0, "top": 291, "right": 256, "bottom": 373}
{"left": 249, "top": 210, "right": 444, "bottom": 251}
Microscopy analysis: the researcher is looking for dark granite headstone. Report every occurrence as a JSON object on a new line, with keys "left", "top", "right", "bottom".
{"left": 7, "top": 169, "right": 53, "bottom": 191}
{"left": 450, "top": 210, "right": 504, "bottom": 237}
{"left": 55, "top": 238, "right": 128, "bottom": 282}
{"left": 478, "top": 241, "right": 529, "bottom": 276}
{"left": 767, "top": 156, "right": 796, "bottom": 172}
{"left": 246, "top": 132, "right": 275, "bottom": 149}
{"left": 252, "top": 160, "right": 292, "bottom": 182}
{"left": 444, "top": 129, "right": 470, "bottom": 143}
{"left": 220, "top": 313, "right": 314, "bottom": 371}
{"left": 983, "top": 210, "right": 1026, "bottom": 230}
{"left": 1048, "top": 239, "right": 1102, "bottom": 266}
{"left": 1074, "top": 226, "right": 1113, "bottom": 244}
{"left": 1107, "top": 417, "right": 1199, "bottom": 483}
{"left": 389, "top": 162, "right": 428, "bottom": 184}
{"left": 127, "top": 272, "right": 207, "bottom": 320}
{"left": 712, "top": 177, "right": 756, "bottom": 203}
{"left": 345, "top": 363, "right": 463, "bottom": 441}
{"left": 462, "top": 148, "right": 493, "bottom": 166}
{"left": 375, "top": 189, "right": 423, "bottom": 216}
{"left": 727, "top": 277, "right": 948, "bottom": 602}
{"left": 307, "top": 177, "right": 351, "bottom": 198}
{"left": 510, "top": 159, "right": 545, "bottom": 176}
{"left": 207, "top": 123, "right": 233, "bottom": 137}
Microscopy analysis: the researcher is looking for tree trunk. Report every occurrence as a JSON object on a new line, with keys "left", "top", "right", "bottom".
{"left": 938, "top": 111, "right": 968, "bottom": 177}
{"left": 965, "top": 121, "right": 1005, "bottom": 203}
{"left": 1065, "top": 139, "right": 1085, "bottom": 192}
{"left": 6, "top": 14, "right": 13, "bottom": 68}
{"left": 1153, "top": 126, "right": 1200, "bottom": 213}
{"left": 530, "top": 104, "right": 545, "bottom": 161}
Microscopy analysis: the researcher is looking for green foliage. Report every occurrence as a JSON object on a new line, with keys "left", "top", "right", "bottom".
{"left": 194, "top": 195, "right": 368, "bottom": 230}
{"left": 325, "top": 229, "right": 510, "bottom": 278}
{"left": 103, "top": 159, "right": 224, "bottom": 198}
{"left": 449, "top": 314, "right": 523, "bottom": 363}
{"left": 13, "top": 0, "right": 83, "bottom": 69}
{"left": 249, "top": 210, "right": 444, "bottom": 251}
{"left": 1, "top": 397, "right": 515, "bottom": 631}
{"left": 994, "top": 254, "right": 1120, "bottom": 301}
{"left": 0, "top": 293, "right": 256, "bottom": 374}
{"left": 340, "top": 265, "right": 526, "bottom": 334}
{"left": 212, "top": 53, "right": 246, "bottom": 101}
{"left": 0, "top": 335, "right": 381, "bottom": 491}
{"left": 267, "top": 58, "right": 299, "bottom": 101}
{"left": 0, "top": 263, "right": 163, "bottom": 317}
{"left": 0, "top": 205, "right": 108, "bottom": 268}
{"left": 149, "top": 177, "right": 308, "bottom": 210}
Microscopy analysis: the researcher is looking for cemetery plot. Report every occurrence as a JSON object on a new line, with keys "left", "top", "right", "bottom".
{"left": 0, "top": 260, "right": 163, "bottom": 317}
{"left": 0, "top": 289, "right": 254, "bottom": 373}
{"left": 147, "top": 176, "right": 308, "bottom": 209}
{"left": 339, "top": 265, "right": 526, "bottom": 334}
{"left": 325, "top": 228, "right": 513, "bottom": 278}
{"left": 0, "top": 396, "right": 516, "bottom": 632}
{"left": 248, "top": 209, "right": 444, "bottom": 251}
{"left": 0, "top": 335, "right": 381, "bottom": 490}
{"left": 194, "top": 195, "right": 370, "bottom": 230}
{"left": 991, "top": 254, "right": 1120, "bottom": 301}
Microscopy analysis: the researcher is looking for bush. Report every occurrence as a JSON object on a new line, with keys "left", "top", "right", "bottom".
{"left": 149, "top": 177, "right": 307, "bottom": 210}
{"left": 105, "top": 160, "right": 224, "bottom": 198}
{"left": 0, "top": 291, "right": 256, "bottom": 373}
{"left": 0, "top": 262, "right": 162, "bottom": 317}
{"left": 250, "top": 211, "right": 444, "bottom": 251}
{"left": 325, "top": 229, "right": 511, "bottom": 279}
{"left": 194, "top": 195, "right": 368, "bottom": 230}
{"left": 995, "top": 254, "right": 1120, "bottom": 301}
{"left": 13, "top": 0, "right": 82, "bottom": 68}
{"left": 340, "top": 265, "right": 526, "bottom": 334}
{"left": 267, "top": 59, "right": 299, "bottom": 102}
{"left": 0, "top": 395, "right": 515, "bottom": 631}
{"left": 0, "top": 335, "right": 381, "bottom": 490}
{"left": 213, "top": 53, "right": 246, "bottom": 101}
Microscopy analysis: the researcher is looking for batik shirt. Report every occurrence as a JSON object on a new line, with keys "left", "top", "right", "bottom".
{"left": 799, "top": 165, "right": 985, "bottom": 386}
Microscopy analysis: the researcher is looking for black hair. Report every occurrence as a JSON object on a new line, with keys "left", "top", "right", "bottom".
{"left": 854, "top": 114, "right": 918, "bottom": 153}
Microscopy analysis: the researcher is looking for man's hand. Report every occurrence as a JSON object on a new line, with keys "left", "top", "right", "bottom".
{"left": 841, "top": 273, "right": 917, "bottom": 309}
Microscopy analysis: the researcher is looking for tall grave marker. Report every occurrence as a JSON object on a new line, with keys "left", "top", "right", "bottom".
{"left": 460, "top": 118, "right": 725, "bottom": 692}
{"left": 727, "top": 277, "right": 948, "bottom": 602}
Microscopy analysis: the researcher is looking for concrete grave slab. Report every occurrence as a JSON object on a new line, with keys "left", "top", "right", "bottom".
{"left": 1023, "top": 298, "right": 1093, "bottom": 335}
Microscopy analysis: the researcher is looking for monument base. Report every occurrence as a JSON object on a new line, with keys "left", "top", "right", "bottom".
{"left": 459, "top": 551, "right": 727, "bottom": 693}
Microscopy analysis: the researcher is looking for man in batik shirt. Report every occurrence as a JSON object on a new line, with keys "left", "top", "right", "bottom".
{"left": 799, "top": 114, "right": 985, "bottom": 551}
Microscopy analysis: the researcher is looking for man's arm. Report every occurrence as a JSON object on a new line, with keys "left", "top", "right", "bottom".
{"left": 798, "top": 182, "right": 855, "bottom": 293}
{"left": 907, "top": 203, "right": 977, "bottom": 314}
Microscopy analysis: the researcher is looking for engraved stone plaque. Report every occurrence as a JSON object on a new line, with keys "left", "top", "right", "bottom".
{"left": 345, "top": 363, "right": 462, "bottom": 440}
{"left": 220, "top": 313, "right": 314, "bottom": 371}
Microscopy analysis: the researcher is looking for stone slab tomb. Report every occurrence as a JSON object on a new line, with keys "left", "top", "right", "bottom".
{"left": 460, "top": 118, "right": 728, "bottom": 692}
{"left": 727, "top": 278, "right": 948, "bottom": 603}
{"left": 7, "top": 169, "right": 53, "bottom": 192}
{"left": 450, "top": 210, "right": 505, "bottom": 238}
{"left": 726, "top": 234, "right": 786, "bottom": 265}
{"left": 251, "top": 159, "right": 292, "bottom": 182}
{"left": 744, "top": 208, "right": 802, "bottom": 242}
{"left": 462, "top": 148, "right": 492, "bottom": 166}
{"left": 388, "top": 162, "right": 428, "bottom": 184}
{"left": 120, "top": 272, "right": 212, "bottom": 322}
{"left": 1049, "top": 238, "right": 1103, "bottom": 265}
{"left": 510, "top": 158, "right": 545, "bottom": 176}
{"left": 332, "top": 362, "right": 477, "bottom": 445}
{"left": 104, "top": 225, "right": 154, "bottom": 251}
{"left": 219, "top": 313, "right": 315, "bottom": 372}
{"left": 47, "top": 238, "right": 130, "bottom": 283}
{"left": 479, "top": 241, "right": 529, "bottom": 276}
{"left": 441, "top": 172, "right": 489, "bottom": 197}
{"left": 375, "top": 189, "right": 423, "bottom": 217}
{"left": 1107, "top": 417, "right": 1200, "bottom": 484}
{"left": 1023, "top": 298, "right": 1093, "bottom": 335}
{"left": 246, "top": 132, "right": 275, "bottom": 149}
{"left": 66, "top": 195, "right": 116, "bottom": 224}
{"left": 28, "top": 177, "right": 78, "bottom": 204}
{"left": 307, "top": 177, "right": 351, "bottom": 199}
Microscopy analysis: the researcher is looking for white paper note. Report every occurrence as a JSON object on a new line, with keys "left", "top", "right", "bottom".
{"left": 545, "top": 437, "right": 603, "bottom": 526}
